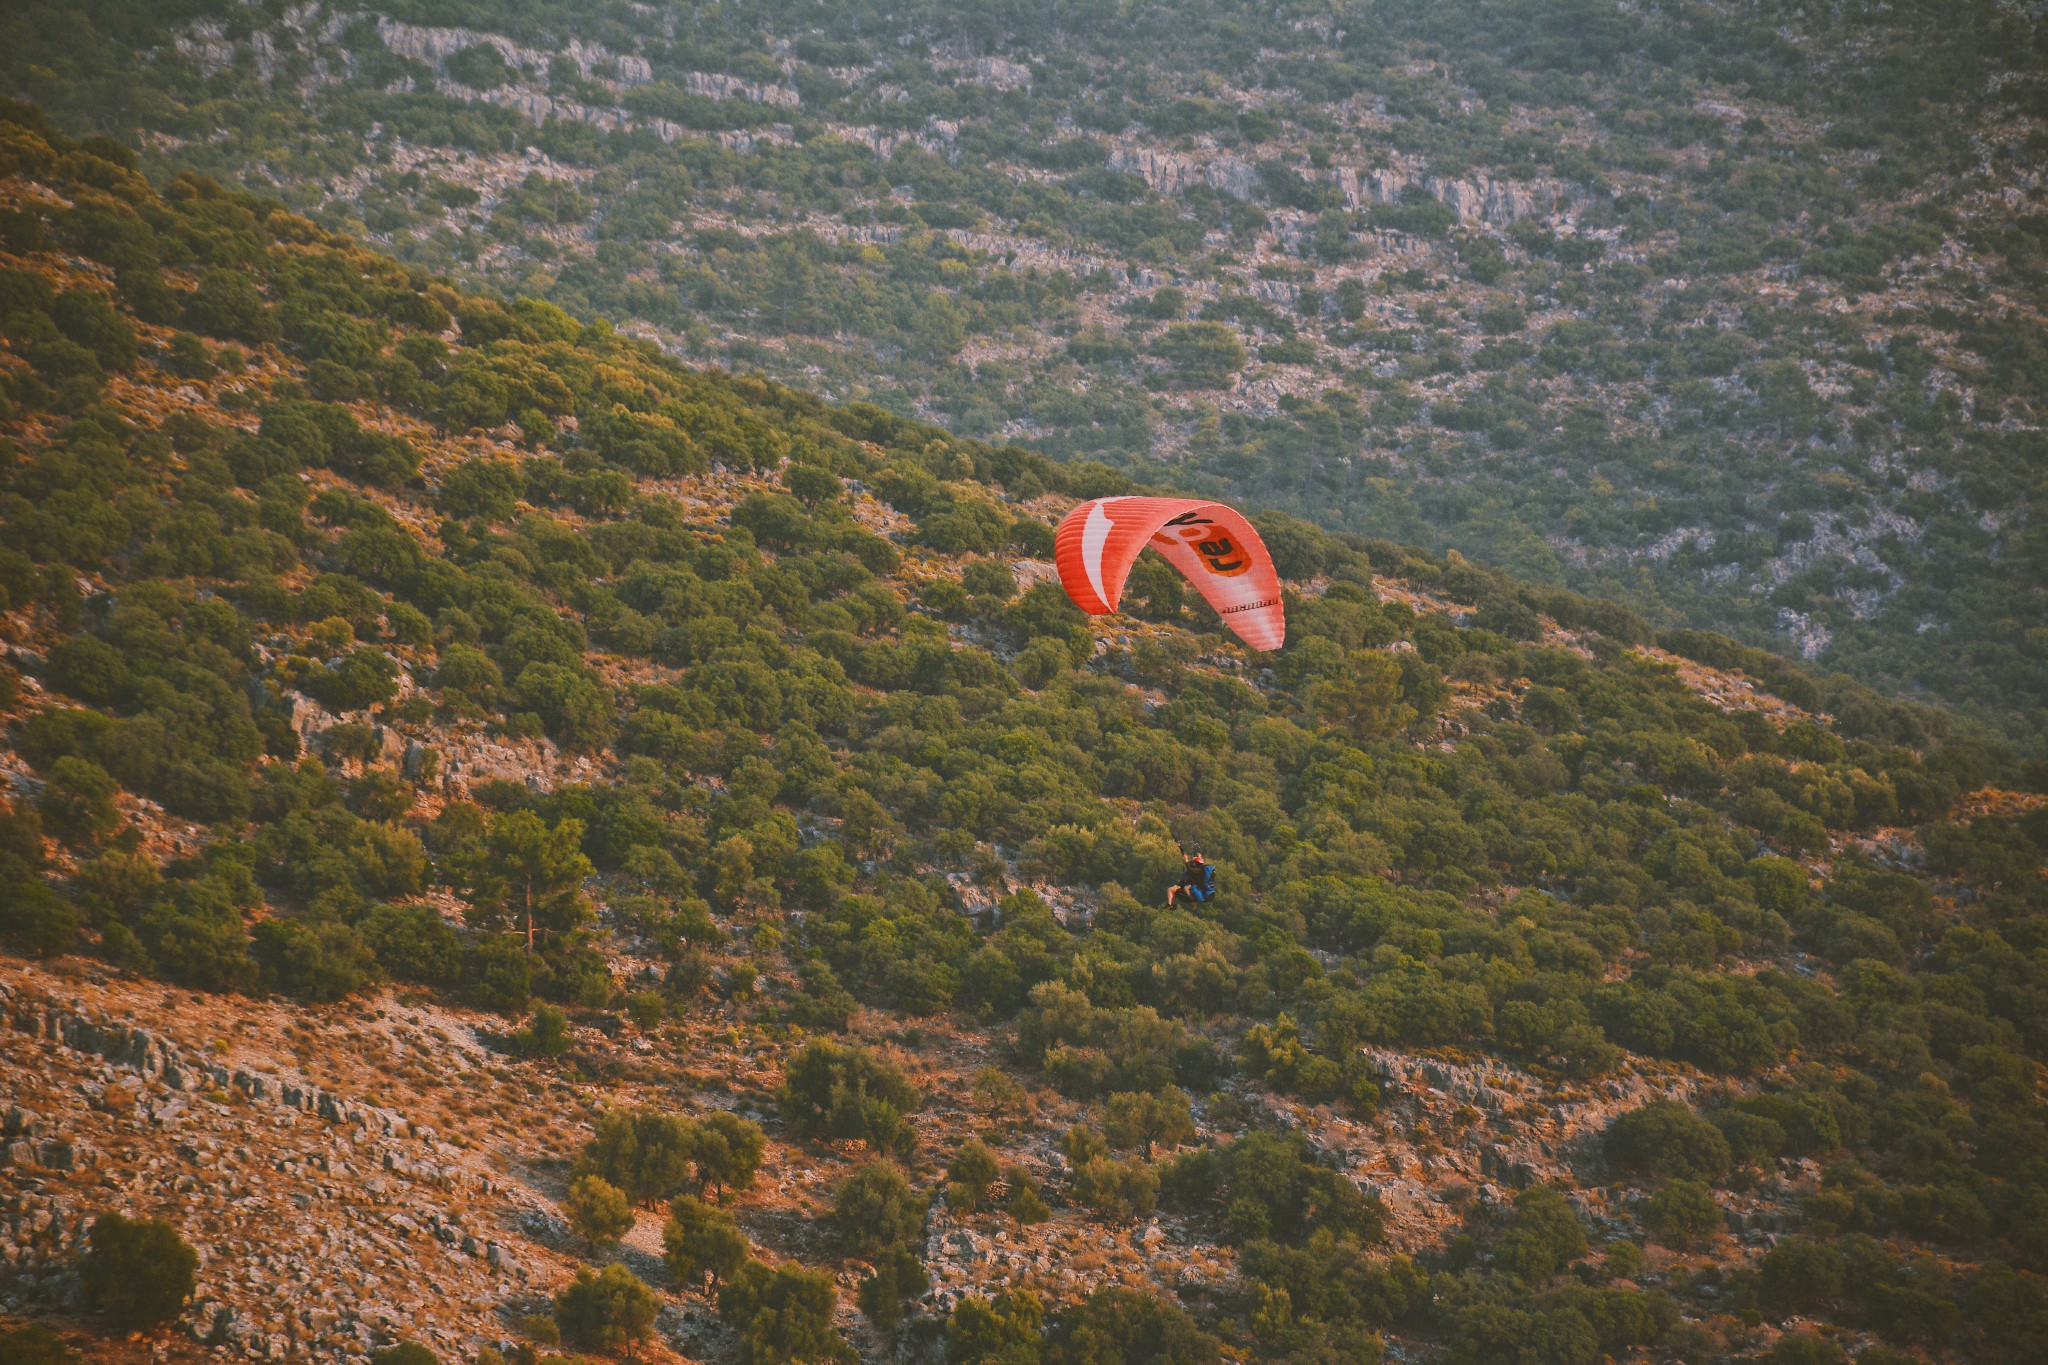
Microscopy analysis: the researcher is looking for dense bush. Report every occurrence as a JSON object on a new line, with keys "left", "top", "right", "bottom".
{"left": 777, "top": 1040, "right": 920, "bottom": 1154}
{"left": 553, "top": 1264, "right": 659, "bottom": 1355}
{"left": 80, "top": 1213, "right": 197, "bottom": 1329}
{"left": 832, "top": 1161, "right": 927, "bottom": 1258}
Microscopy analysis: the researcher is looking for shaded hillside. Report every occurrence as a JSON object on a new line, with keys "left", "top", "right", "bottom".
{"left": 2, "top": 0, "right": 2044, "bottom": 751}
{"left": 1, "top": 101, "right": 2046, "bottom": 1365}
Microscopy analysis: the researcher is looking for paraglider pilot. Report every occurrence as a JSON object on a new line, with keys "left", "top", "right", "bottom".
{"left": 1166, "top": 850, "right": 1217, "bottom": 908}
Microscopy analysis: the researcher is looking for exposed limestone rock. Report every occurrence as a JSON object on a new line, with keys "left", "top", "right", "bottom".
{"left": 965, "top": 57, "right": 1033, "bottom": 91}
{"left": 1108, "top": 144, "right": 1262, "bottom": 200}
{"left": 1329, "top": 163, "right": 1576, "bottom": 225}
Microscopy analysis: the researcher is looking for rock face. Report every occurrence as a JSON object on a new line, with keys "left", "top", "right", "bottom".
{"left": 1108, "top": 145, "right": 1263, "bottom": 200}
{"left": 0, "top": 970, "right": 561, "bottom": 1361}
{"left": 674, "top": 69, "right": 801, "bottom": 108}
{"left": 965, "top": 57, "right": 1033, "bottom": 91}
{"left": 1102, "top": 141, "right": 1574, "bottom": 223}
{"left": 376, "top": 21, "right": 656, "bottom": 92}
{"left": 1328, "top": 163, "right": 1576, "bottom": 225}
{"left": 1, "top": 983, "right": 417, "bottom": 1140}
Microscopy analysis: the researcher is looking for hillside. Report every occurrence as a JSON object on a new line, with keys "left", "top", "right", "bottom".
{"left": 1, "top": 0, "right": 2043, "bottom": 753}
{"left": 1, "top": 100, "right": 2047, "bottom": 1365}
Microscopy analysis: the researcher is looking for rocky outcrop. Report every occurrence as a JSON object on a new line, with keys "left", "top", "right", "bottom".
{"left": 1103, "top": 139, "right": 1573, "bottom": 222}
{"left": 0, "top": 973, "right": 547, "bottom": 1356}
{"left": 1108, "top": 145, "right": 1262, "bottom": 200}
{"left": 834, "top": 125, "right": 957, "bottom": 162}
{"left": 963, "top": 57, "right": 1033, "bottom": 91}
{"left": 676, "top": 70, "right": 800, "bottom": 108}
{"left": 1329, "top": 163, "right": 1576, "bottom": 225}
{"left": 376, "top": 21, "right": 654, "bottom": 90}
{"left": 0, "top": 982, "right": 425, "bottom": 1143}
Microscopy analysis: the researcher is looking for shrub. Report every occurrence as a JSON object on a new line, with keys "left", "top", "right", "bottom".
{"left": 777, "top": 1040, "right": 920, "bottom": 1154}
{"left": 857, "top": 1247, "right": 928, "bottom": 1336}
{"left": 369, "top": 1345, "right": 439, "bottom": 1365}
{"left": 1072, "top": 1155, "right": 1158, "bottom": 1222}
{"left": 664, "top": 1195, "right": 750, "bottom": 1291}
{"left": 0, "top": 878, "right": 78, "bottom": 957}
{"left": 1604, "top": 1102, "right": 1732, "bottom": 1183}
{"left": 554, "top": 1264, "right": 659, "bottom": 1355}
{"left": 45, "top": 636, "right": 128, "bottom": 705}
{"left": 833, "top": 1162, "right": 927, "bottom": 1257}
{"left": 0, "top": 1324, "right": 80, "bottom": 1365}
{"left": 250, "top": 919, "right": 377, "bottom": 1001}
{"left": 718, "top": 1259, "right": 850, "bottom": 1365}
{"left": 1640, "top": 1179, "right": 1722, "bottom": 1250}
{"left": 38, "top": 755, "right": 121, "bottom": 845}
{"left": 1762, "top": 1335, "right": 1850, "bottom": 1365}
{"left": 515, "top": 1003, "right": 572, "bottom": 1056}
{"left": 1008, "top": 1184, "right": 1051, "bottom": 1225}
{"left": 578, "top": 1107, "right": 697, "bottom": 1207}
{"left": 1758, "top": 1239, "right": 1844, "bottom": 1318}
{"left": 1162, "top": 1131, "right": 1383, "bottom": 1246}
{"left": 1051, "top": 1286, "right": 1220, "bottom": 1364}
{"left": 1491, "top": 1186, "right": 1587, "bottom": 1281}
{"left": 465, "top": 934, "right": 533, "bottom": 1012}
{"left": 1151, "top": 321, "right": 1247, "bottom": 386}
{"left": 80, "top": 1213, "right": 198, "bottom": 1329}
{"left": 361, "top": 904, "right": 461, "bottom": 984}
{"left": 947, "top": 1138, "right": 1002, "bottom": 1212}
{"left": 946, "top": 1291, "right": 1044, "bottom": 1363}
{"left": 184, "top": 269, "right": 279, "bottom": 345}
{"left": 564, "top": 1174, "right": 635, "bottom": 1249}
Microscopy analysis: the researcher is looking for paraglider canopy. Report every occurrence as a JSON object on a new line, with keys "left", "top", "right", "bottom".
{"left": 1052, "top": 496, "right": 1286, "bottom": 651}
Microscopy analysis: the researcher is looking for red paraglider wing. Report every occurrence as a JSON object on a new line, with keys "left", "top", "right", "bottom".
{"left": 1052, "top": 496, "right": 1286, "bottom": 651}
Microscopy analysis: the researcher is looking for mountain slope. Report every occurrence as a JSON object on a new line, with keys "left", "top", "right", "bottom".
{"left": 2, "top": 0, "right": 2044, "bottom": 752}
{"left": 1, "top": 101, "right": 2046, "bottom": 1365}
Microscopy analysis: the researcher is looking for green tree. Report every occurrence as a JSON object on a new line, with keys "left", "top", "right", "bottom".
{"left": 833, "top": 1162, "right": 928, "bottom": 1257}
{"left": 1072, "top": 1155, "right": 1159, "bottom": 1223}
{"left": 719, "top": 1259, "right": 854, "bottom": 1365}
{"left": 80, "top": 1213, "right": 198, "bottom": 1329}
{"left": 947, "top": 1290, "right": 1044, "bottom": 1364}
{"left": 515, "top": 1002, "right": 572, "bottom": 1056}
{"left": 1604, "top": 1102, "right": 1732, "bottom": 1183}
{"left": 1491, "top": 1186, "right": 1587, "bottom": 1281}
{"left": 777, "top": 1040, "right": 920, "bottom": 1154}
{"left": 554, "top": 1264, "right": 659, "bottom": 1357}
{"left": 565, "top": 1174, "right": 636, "bottom": 1250}
{"left": 369, "top": 1345, "right": 439, "bottom": 1365}
{"left": 664, "top": 1195, "right": 750, "bottom": 1291}
{"left": 579, "top": 1108, "right": 699, "bottom": 1208}
{"left": 948, "top": 1138, "right": 1003, "bottom": 1212}
{"left": 691, "top": 1111, "right": 767, "bottom": 1201}
{"left": 38, "top": 755, "right": 121, "bottom": 845}
{"left": 1052, "top": 1286, "right": 1219, "bottom": 1364}
{"left": 857, "top": 1247, "right": 928, "bottom": 1336}
{"left": 1640, "top": 1179, "right": 1722, "bottom": 1250}
{"left": 472, "top": 809, "right": 593, "bottom": 951}
{"left": 1102, "top": 1088, "right": 1196, "bottom": 1160}
{"left": 1311, "top": 652, "right": 1415, "bottom": 739}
